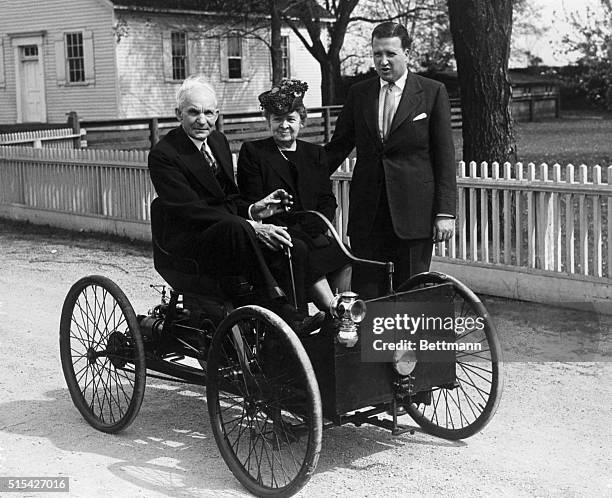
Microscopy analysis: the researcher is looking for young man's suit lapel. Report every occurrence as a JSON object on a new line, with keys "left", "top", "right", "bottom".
{"left": 362, "top": 72, "right": 425, "bottom": 144}
{"left": 387, "top": 72, "right": 424, "bottom": 138}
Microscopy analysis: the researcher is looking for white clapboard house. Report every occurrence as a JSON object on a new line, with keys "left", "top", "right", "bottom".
{"left": 0, "top": 0, "right": 326, "bottom": 123}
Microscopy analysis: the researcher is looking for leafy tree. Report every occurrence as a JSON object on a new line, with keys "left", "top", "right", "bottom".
{"left": 559, "top": 1, "right": 612, "bottom": 110}
{"left": 342, "top": 0, "right": 454, "bottom": 75}
{"left": 282, "top": 0, "right": 361, "bottom": 105}
{"left": 281, "top": 0, "right": 447, "bottom": 104}
{"left": 511, "top": 0, "right": 547, "bottom": 67}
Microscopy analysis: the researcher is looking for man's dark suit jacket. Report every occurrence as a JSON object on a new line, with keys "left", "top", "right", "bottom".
{"left": 325, "top": 72, "right": 457, "bottom": 240}
{"left": 148, "top": 126, "right": 249, "bottom": 255}
{"left": 236, "top": 137, "right": 336, "bottom": 238}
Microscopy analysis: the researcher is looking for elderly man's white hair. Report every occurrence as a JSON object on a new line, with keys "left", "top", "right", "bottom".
{"left": 175, "top": 75, "right": 217, "bottom": 110}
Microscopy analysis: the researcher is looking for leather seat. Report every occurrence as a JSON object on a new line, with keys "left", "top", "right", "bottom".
{"left": 150, "top": 197, "right": 226, "bottom": 296}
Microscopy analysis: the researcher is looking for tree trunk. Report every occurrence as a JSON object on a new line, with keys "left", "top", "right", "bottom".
{"left": 320, "top": 60, "right": 334, "bottom": 106}
{"left": 320, "top": 56, "right": 345, "bottom": 106}
{"left": 270, "top": 0, "right": 283, "bottom": 85}
{"left": 448, "top": 0, "right": 515, "bottom": 164}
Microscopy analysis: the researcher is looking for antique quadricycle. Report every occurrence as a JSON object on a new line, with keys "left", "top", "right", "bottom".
{"left": 59, "top": 201, "right": 503, "bottom": 497}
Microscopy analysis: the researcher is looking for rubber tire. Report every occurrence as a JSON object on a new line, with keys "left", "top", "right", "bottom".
{"left": 207, "top": 305, "right": 322, "bottom": 497}
{"left": 60, "top": 275, "right": 146, "bottom": 433}
{"left": 398, "top": 272, "right": 504, "bottom": 440}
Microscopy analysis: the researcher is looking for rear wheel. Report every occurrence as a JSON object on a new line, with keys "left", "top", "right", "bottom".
{"left": 398, "top": 272, "right": 503, "bottom": 440}
{"left": 59, "top": 275, "right": 146, "bottom": 433}
{"left": 207, "top": 305, "right": 322, "bottom": 497}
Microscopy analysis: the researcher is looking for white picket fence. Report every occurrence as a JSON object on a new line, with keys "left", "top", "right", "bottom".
{"left": 1, "top": 145, "right": 611, "bottom": 310}
{"left": 0, "top": 128, "right": 84, "bottom": 149}
{"left": 0, "top": 146, "right": 153, "bottom": 239}
{"left": 435, "top": 160, "right": 612, "bottom": 276}
{"left": 430, "top": 160, "right": 612, "bottom": 311}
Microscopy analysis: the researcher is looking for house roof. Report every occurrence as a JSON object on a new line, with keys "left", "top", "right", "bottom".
{"left": 109, "top": 0, "right": 331, "bottom": 18}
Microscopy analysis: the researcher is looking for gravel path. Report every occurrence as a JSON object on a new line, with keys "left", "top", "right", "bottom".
{"left": 0, "top": 221, "right": 610, "bottom": 497}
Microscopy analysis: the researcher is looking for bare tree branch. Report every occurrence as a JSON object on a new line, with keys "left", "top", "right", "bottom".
{"left": 350, "top": 6, "right": 440, "bottom": 23}
{"left": 284, "top": 17, "right": 318, "bottom": 58}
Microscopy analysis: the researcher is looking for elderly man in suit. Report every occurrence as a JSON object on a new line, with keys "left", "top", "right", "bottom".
{"left": 148, "top": 75, "right": 324, "bottom": 333}
{"left": 325, "top": 22, "right": 457, "bottom": 298}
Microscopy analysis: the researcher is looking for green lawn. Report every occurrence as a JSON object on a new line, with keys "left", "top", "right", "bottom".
{"left": 453, "top": 111, "right": 612, "bottom": 167}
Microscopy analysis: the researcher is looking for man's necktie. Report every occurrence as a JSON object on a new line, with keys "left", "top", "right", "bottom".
{"left": 201, "top": 147, "right": 218, "bottom": 176}
{"left": 382, "top": 82, "right": 395, "bottom": 139}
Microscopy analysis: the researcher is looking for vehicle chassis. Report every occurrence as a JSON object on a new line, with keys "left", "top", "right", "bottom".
{"left": 59, "top": 211, "right": 503, "bottom": 497}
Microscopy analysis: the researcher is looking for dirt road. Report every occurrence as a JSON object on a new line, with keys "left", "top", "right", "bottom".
{"left": 0, "top": 221, "right": 610, "bottom": 497}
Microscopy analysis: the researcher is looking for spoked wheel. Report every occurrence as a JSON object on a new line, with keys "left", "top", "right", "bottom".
{"left": 397, "top": 272, "right": 503, "bottom": 440}
{"left": 59, "top": 275, "right": 146, "bottom": 433}
{"left": 207, "top": 305, "right": 322, "bottom": 497}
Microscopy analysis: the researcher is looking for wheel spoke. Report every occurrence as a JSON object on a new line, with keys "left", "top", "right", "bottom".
{"left": 458, "top": 362, "right": 493, "bottom": 385}
{"left": 61, "top": 277, "right": 144, "bottom": 432}
{"left": 447, "top": 388, "right": 469, "bottom": 426}
{"left": 84, "top": 289, "right": 103, "bottom": 345}
{"left": 78, "top": 363, "right": 96, "bottom": 395}
{"left": 70, "top": 346, "right": 87, "bottom": 358}
{"left": 226, "top": 406, "right": 249, "bottom": 442}
{"left": 74, "top": 299, "right": 93, "bottom": 345}
{"left": 207, "top": 307, "right": 321, "bottom": 494}
{"left": 98, "top": 362, "right": 130, "bottom": 415}
{"left": 402, "top": 278, "right": 502, "bottom": 439}
{"left": 457, "top": 360, "right": 493, "bottom": 374}
{"left": 70, "top": 317, "right": 90, "bottom": 347}
{"left": 455, "top": 350, "right": 493, "bottom": 361}
{"left": 457, "top": 363, "right": 490, "bottom": 402}
{"left": 456, "top": 381, "right": 482, "bottom": 418}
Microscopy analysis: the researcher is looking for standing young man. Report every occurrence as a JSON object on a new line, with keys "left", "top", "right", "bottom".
{"left": 326, "top": 22, "right": 457, "bottom": 297}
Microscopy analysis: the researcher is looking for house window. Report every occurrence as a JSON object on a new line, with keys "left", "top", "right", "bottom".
{"left": 171, "top": 32, "right": 187, "bottom": 81}
{"left": 281, "top": 36, "right": 290, "bottom": 78}
{"left": 227, "top": 35, "right": 242, "bottom": 79}
{"left": 22, "top": 45, "right": 38, "bottom": 59}
{"left": 66, "top": 32, "right": 85, "bottom": 83}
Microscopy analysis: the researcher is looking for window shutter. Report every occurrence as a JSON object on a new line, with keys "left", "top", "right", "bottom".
{"left": 54, "top": 34, "right": 66, "bottom": 86}
{"left": 83, "top": 30, "right": 95, "bottom": 84}
{"left": 219, "top": 36, "right": 228, "bottom": 80}
{"left": 162, "top": 31, "right": 173, "bottom": 82}
{"left": 284, "top": 35, "right": 291, "bottom": 79}
{"left": 241, "top": 36, "right": 250, "bottom": 81}
{"left": 0, "top": 38, "right": 5, "bottom": 88}
{"left": 186, "top": 33, "right": 194, "bottom": 76}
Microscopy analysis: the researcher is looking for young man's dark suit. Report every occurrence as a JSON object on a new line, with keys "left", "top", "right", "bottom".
{"left": 325, "top": 72, "right": 456, "bottom": 297}
{"left": 148, "top": 126, "right": 298, "bottom": 300}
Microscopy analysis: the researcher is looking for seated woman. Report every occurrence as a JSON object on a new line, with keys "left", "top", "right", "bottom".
{"left": 237, "top": 79, "right": 351, "bottom": 314}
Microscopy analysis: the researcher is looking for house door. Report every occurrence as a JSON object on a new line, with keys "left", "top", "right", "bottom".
{"left": 19, "top": 45, "right": 45, "bottom": 122}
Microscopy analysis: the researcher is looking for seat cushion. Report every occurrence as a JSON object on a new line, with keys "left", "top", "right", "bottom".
{"left": 154, "top": 263, "right": 221, "bottom": 295}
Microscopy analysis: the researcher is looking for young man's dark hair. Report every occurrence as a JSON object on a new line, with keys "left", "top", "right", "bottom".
{"left": 371, "top": 21, "right": 412, "bottom": 50}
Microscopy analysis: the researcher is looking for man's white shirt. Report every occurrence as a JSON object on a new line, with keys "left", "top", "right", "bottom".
{"left": 187, "top": 135, "right": 215, "bottom": 158}
{"left": 377, "top": 69, "right": 408, "bottom": 138}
